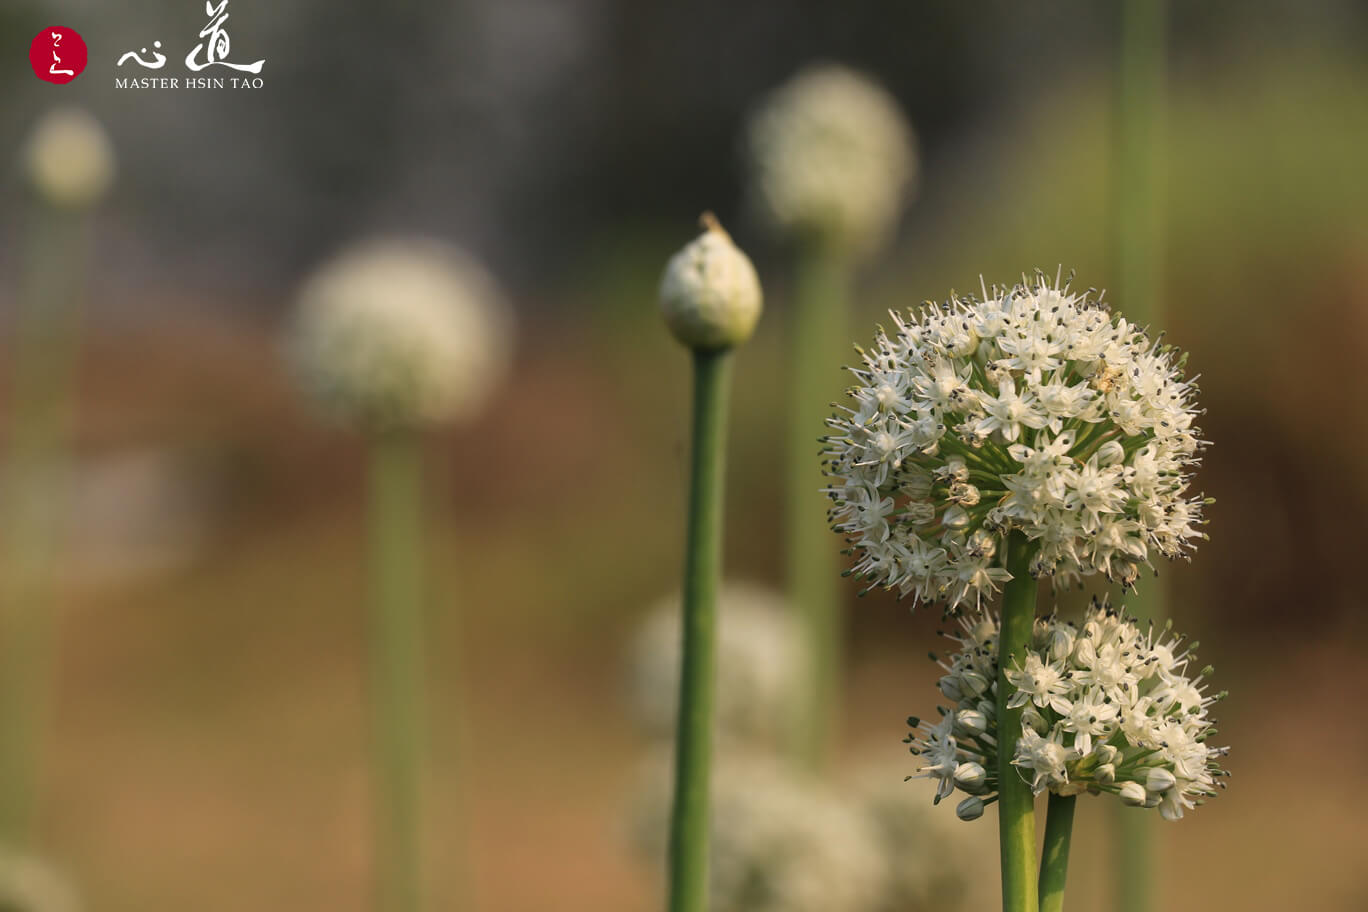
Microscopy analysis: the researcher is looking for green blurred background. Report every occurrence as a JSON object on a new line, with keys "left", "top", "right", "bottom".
{"left": 2, "top": 1, "right": 1367, "bottom": 909}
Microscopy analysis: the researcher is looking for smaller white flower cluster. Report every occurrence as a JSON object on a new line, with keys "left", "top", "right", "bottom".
{"left": 906, "top": 600, "right": 1229, "bottom": 822}
{"left": 631, "top": 754, "right": 886, "bottom": 912}
{"left": 627, "top": 586, "right": 979, "bottom": 911}
{"left": 824, "top": 274, "right": 1207, "bottom": 612}
{"left": 744, "top": 63, "right": 915, "bottom": 256}
{"left": 627, "top": 584, "right": 802, "bottom": 748}
{"left": 287, "top": 238, "right": 513, "bottom": 431}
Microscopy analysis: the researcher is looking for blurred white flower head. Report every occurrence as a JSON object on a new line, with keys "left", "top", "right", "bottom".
{"left": 659, "top": 214, "right": 763, "bottom": 350}
{"left": 0, "top": 849, "right": 80, "bottom": 912}
{"left": 287, "top": 237, "right": 514, "bottom": 430}
{"left": 24, "top": 108, "right": 115, "bottom": 209}
{"left": 850, "top": 764, "right": 984, "bottom": 912}
{"left": 631, "top": 752, "right": 883, "bottom": 912}
{"left": 907, "top": 599, "right": 1229, "bottom": 822}
{"left": 627, "top": 584, "right": 801, "bottom": 747}
{"left": 825, "top": 273, "right": 1207, "bottom": 611}
{"left": 744, "top": 63, "right": 915, "bottom": 257}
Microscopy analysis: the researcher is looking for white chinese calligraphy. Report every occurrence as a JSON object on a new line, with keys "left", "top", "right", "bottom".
{"left": 117, "top": 41, "right": 166, "bottom": 69}
{"left": 50, "top": 32, "right": 74, "bottom": 76}
{"left": 186, "top": 1, "right": 264, "bottom": 74}
{"left": 117, "top": 2, "right": 264, "bottom": 75}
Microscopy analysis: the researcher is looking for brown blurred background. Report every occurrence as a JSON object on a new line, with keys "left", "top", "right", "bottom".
{"left": 2, "top": 1, "right": 1368, "bottom": 910}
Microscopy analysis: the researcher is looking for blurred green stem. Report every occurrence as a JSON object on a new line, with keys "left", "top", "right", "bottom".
{"left": 786, "top": 239, "right": 848, "bottom": 772}
{"left": 997, "top": 532, "right": 1040, "bottom": 912}
{"left": 1038, "top": 793, "right": 1076, "bottom": 912}
{"left": 0, "top": 206, "right": 88, "bottom": 845}
{"left": 369, "top": 430, "right": 427, "bottom": 912}
{"left": 667, "top": 348, "right": 732, "bottom": 912}
{"left": 1112, "top": 1, "right": 1166, "bottom": 910}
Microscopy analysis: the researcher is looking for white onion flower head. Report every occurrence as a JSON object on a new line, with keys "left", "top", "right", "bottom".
{"left": 631, "top": 752, "right": 883, "bottom": 912}
{"left": 24, "top": 108, "right": 115, "bottom": 208}
{"left": 627, "top": 584, "right": 801, "bottom": 747}
{"left": 905, "top": 599, "right": 1229, "bottom": 822}
{"left": 825, "top": 272, "right": 1207, "bottom": 612}
{"left": 0, "top": 849, "right": 80, "bottom": 912}
{"left": 288, "top": 237, "right": 513, "bottom": 430}
{"left": 744, "top": 63, "right": 915, "bottom": 256}
{"left": 659, "top": 214, "right": 763, "bottom": 351}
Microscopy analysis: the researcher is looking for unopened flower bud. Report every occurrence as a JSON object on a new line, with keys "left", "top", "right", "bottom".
{"left": 959, "top": 670, "right": 990, "bottom": 696}
{"left": 955, "top": 708, "right": 988, "bottom": 736}
{"left": 955, "top": 796, "right": 985, "bottom": 821}
{"left": 904, "top": 501, "right": 936, "bottom": 525}
{"left": 1145, "top": 767, "right": 1176, "bottom": 793}
{"left": 1096, "top": 440, "right": 1126, "bottom": 467}
{"left": 1022, "top": 705, "right": 1049, "bottom": 735}
{"left": 659, "top": 214, "right": 763, "bottom": 351}
{"left": 953, "top": 762, "right": 987, "bottom": 791}
{"left": 938, "top": 676, "right": 962, "bottom": 702}
{"left": 1119, "top": 781, "right": 1147, "bottom": 806}
{"left": 941, "top": 505, "right": 970, "bottom": 531}
{"left": 901, "top": 471, "right": 933, "bottom": 500}
{"left": 1096, "top": 763, "right": 1117, "bottom": 785}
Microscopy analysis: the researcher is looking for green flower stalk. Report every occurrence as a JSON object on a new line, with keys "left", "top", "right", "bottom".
{"left": 1111, "top": 2, "right": 1168, "bottom": 909}
{"left": 658, "top": 214, "right": 762, "bottom": 912}
{"left": 288, "top": 237, "right": 512, "bottom": 912}
{"left": 744, "top": 64, "right": 916, "bottom": 769}
{"left": 0, "top": 108, "right": 114, "bottom": 845}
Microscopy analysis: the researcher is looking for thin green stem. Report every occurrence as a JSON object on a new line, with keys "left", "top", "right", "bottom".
{"left": 786, "top": 239, "right": 849, "bottom": 771}
{"left": 1038, "top": 793, "right": 1077, "bottom": 912}
{"left": 667, "top": 348, "right": 733, "bottom": 912}
{"left": 369, "top": 430, "right": 427, "bottom": 912}
{"left": 1112, "top": 3, "right": 1166, "bottom": 907}
{"left": 997, "top": 532, "right": 1041, "bottom": 912}
{"left": 0, "top": 206, "right": 88, "bottom": 844}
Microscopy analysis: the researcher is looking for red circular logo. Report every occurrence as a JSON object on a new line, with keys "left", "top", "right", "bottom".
{"left": 30, "top": 27, "right": 88, "bottom": 84}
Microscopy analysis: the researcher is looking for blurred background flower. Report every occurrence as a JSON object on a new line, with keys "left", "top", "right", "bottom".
{"left": 1, "top": 2, "right": 1366, "bottom": 910}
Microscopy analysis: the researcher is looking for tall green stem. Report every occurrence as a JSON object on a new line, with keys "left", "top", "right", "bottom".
{"left": 0, "top": 206, "right": 88, "bottom": 844}
{"left": 369, "top": 430, "right": 427, "bottom": 912}
{"left": 785, "top": 240, "right": 848, "bottom": 771}
{"left": 1112, "top": 2, "right": 1166, "bottom": 909}
{"left": 1038, "top": 793, "right": 1077, "bottom": 912}
{"left": 667, "top": 348, "right": 733, "bottom": 912}
{"left": 996, "top": 532, "right": 1040, "bottom": 912}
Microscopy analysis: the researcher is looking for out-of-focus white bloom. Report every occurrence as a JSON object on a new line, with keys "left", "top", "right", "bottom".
{"left": 659, "top": 214, "right": 763, "bottom": 351}
{"left": 24, "top": 108, "right": 115, "bottom": 208}
{"left": 631, "top": 752, "right": 884, "bottom": 912}
{"left": 825, "top": 273, "right": 1208, "bottom": 612}
{"left": 627, "top": 584, "right": 801, "bottom": 747}
{"left": 0, "top": 849, "right": 80, "bottom": 912}
{"left": 851, "top": 766, "right": 981, "bottom": 911}
{"left": 287, "top": 237, "right": 513, "bottom": 430}
{"left": 905, "top": 599, "right": 1229, "bottom": 822}
{"left": 744, "top": 63, "right": 915, "bottom": 256}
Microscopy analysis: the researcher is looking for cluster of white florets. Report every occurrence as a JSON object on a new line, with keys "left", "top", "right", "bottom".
{"left": 744, "top": 63, "right": 915, "bottom": 256}
{"left": 906, "top": 600, "right": 1229, "bottom": 822}
{"left": 824, "top": 274, "right": 1207, "bottom": 611}
{"left": 287, "top": 238, "right": 513, "bottom": 430}
{"left": 626, "top": 587, "right": 977, "bottom": 911}
{"left": 633, "top": 754, "right": 885, "bottom": 912}
{"left": 627, "top": 584, "right": 802, "bottom": 748}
